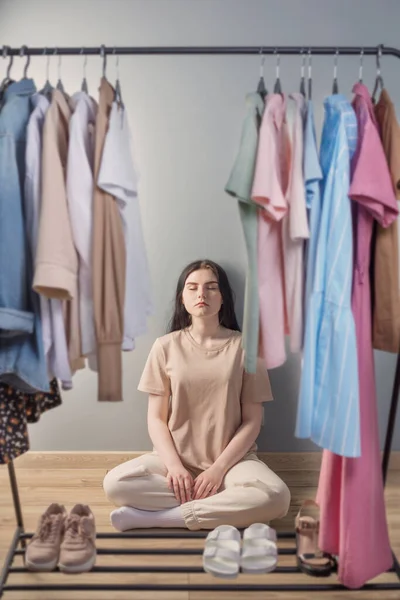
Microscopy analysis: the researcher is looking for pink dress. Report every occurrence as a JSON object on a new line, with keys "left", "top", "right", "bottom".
{"left": 317, "top": 83, "right": 399, "bottom": 589}
{"left": 252, "top": 94, "right": 291, "bottom": 369}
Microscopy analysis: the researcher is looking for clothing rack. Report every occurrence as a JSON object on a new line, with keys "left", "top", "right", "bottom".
{"left": 1, "top": 42, "right": 400, "bottom": 596}
{"left": 1, "top": 44, "right": 400, "bottom": 56}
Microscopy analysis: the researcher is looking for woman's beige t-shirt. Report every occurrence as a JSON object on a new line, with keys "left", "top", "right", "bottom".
{"left": 138, "top": 329, "right": 273, "bottom": 471}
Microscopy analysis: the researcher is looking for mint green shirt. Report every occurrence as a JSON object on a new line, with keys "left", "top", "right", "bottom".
{"left": 225, "top": 93, "right": 265, "bottom": 373}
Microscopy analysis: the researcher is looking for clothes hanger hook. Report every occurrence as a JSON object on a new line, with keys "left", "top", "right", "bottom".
{"left": 359, "top": 48, "right": 364, "bottom": 83}
{"left": 53, "top": 46, "right": 58, "bottom": 71}
{"left": 55, "top": 49, "right": 62, "bottom": 82}
{"left": 80, "top": 47, "right": 89, "bottom": 93}
{"left": 332, "top": 48, "right": 339, "bottom": 93}
{"left": 259, "top": 47, "right": 265, "bottom": 77}
{"left": 81, "top": 48, "right": 87, "bottom": 77}
{"left": 5, "top": 46, "right": 13, "bottom": 79}
{"left": 19, "top": 45, "right": 30, "bottom": 78}
{"left": 113, "top": 47, "right": 124, "bottom": 108}
{"left": 299, "top": 48, "right": 307, "bottom": 96}
{"left": 100, "top": 44, "right": 107, "bottom": 77}
{"left": 300, "top": 48, "right": 306, "bottom": 79}
{"left": 333, "top": 48, "right": 339, "bottom": 75}
{"left": 376, "top": 44, "right": 383, "bottom": 77}
{"left": 43, "top": 47, "right": 50, "bottom": 82}
{"left": 274, "top": 48, "right": 280, "bottom": 79}
{"left": 113, "top": 47, "right": 120, "bottom": 76}
{"left": 307, "top": 48, "right": 312, "bottom": 100}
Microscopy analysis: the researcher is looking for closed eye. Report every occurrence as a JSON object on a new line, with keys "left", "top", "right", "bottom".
{"left": 186, "top": 281, "right": 219, "bottom": 290}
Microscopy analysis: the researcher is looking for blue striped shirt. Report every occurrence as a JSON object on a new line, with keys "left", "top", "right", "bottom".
{"left": 303, "top": 101, "right": 323, "bottom": 314}
{"left": 296, "top": 95, "right": 361, "bottom": 458}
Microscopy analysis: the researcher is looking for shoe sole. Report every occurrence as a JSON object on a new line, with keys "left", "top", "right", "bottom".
{"left": 58, "top": 553, "right": 96, "bottom": 574}
{"left": 25, "top": 557, "right": 59, "bottom": 572}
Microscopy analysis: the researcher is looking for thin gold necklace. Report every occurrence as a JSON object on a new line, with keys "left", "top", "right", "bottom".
{"left": 187, "top": 325, "right": 221, "bottom": 346}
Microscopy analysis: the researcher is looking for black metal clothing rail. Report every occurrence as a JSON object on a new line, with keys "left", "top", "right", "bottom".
{"left": 1, "top": 43, "right": 400, "bottom": 597}
{"left": 0, "top": 44, "right": 399, "bottom": 57}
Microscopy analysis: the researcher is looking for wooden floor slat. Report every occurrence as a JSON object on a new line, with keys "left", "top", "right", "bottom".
{"left": 1, "top": 452, "right": 399, "bottom": 599}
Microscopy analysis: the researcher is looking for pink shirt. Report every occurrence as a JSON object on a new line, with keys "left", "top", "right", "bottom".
{"left": 252, "top": 94, "right": 291, "bottom": 369}
{"left": 283, "top": 93, "right": 309, "bottom": 352}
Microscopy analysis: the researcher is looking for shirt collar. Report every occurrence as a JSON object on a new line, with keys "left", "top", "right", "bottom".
{"left": 31, "top": 92, "right": 50, "bottom": 112}
{"left": 267, "top": 93, "right": 286, "bottom": 128}
{"left": 245, "top": 91, "right": 265, "bottom": 116}
{"left": 4, "top": 78, "right": 36, "bottom": 102}
{"left": 290, "top": 92, "right": 305, "bottom": 111}
{"left": 352, "top": 81, "right": 377, "bottom": 126}
{"left": 352, "top": 81, "right": 373, "bottom": 104}
{"left": 304, "top": 101, "right": 322, "bottom": 183}
{"left": 375, "top": 88, "right": 393, "bottom": 110}
{"left": 51, "top": 89, "right": 72, "bottom": 121}
{"left": 324, "top": 94, "right": 349, "bottom": 110}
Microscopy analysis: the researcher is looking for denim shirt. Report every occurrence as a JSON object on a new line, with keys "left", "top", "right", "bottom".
{"left": 0, "top": 79, "right": 49, "bottom": 392}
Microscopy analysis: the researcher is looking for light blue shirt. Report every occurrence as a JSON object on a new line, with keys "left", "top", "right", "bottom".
{"left": 296, "top": 95, "right": 361, "bottom": 458}
{"left": 303, "top": 101, "right": 323, "bottom": 313}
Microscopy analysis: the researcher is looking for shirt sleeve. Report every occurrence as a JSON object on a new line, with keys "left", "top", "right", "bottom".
{"left": 225, "top": 106, "right": 259, "bottom": 203}
{"left": 137, "top": 338, "right": 171, "bottom": 397}
{"left": 350, "top": 119, "right": 399, "bottom": 228}
{"left": 389, "top": 117, "right": 400, "bottom": 200}
{"left": 98, "top": 103, "right": 138, "bottom": 205}
{"left": 34, "top": 98, "right": 78, "bottom": 300}
{"left": 251, "top": 118, "right": 287, "bottom": 222}
{"left": 241, "top": 357, "right": 273, "bottom": 404}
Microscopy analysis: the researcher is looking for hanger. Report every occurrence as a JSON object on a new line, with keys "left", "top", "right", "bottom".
{"left": 358, "top": 48, "right": 364, "bottom": 83}
{"left": 273, "top": 49, "right": 282, "bottom": 94}
{"left": 100, "top": 44, "right": 107, "bottom": 80}
{"left": 113, "top": 48, "right": 124, "bottom": 109}
{"left": 81, "top": 48, "right": 89, "bottom": 93}
{"left": 372, "top": 44, "right": 384, "bottom": 102}
{"left": 332, "top": 49, "right": 339, "bottom": 94}
{"left": 0, "top": 46, "right": 14, "bottom": 91}
{"left": 307, "top": 48, "right": 312, "bottom": 100}
{"left": 19, "top": 45, "right": 30, "bottom": 79}
{"left": 55, "top": 49, "right": 65, "bottom": 93}
{"left": 256, "top": 47, "right": 267, "bottom": 100}
{"left": 39, "top": 48, "right": 53, "bottom": 99}
{"left": 299, "top": 49, "right": 306, "bottom": 96}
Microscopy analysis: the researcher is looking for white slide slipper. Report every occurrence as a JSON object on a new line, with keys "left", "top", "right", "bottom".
{"left": 202, "top": 525, "right": 241, "bottom": 579}
{"left": 240, "top": 523, "right": 278, "bottom": 574}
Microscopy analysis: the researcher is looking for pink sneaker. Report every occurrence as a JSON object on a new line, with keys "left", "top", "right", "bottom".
{"left": 25, "top": 504, "right": 66, "bottom": 571}
{"left": 58, "top": 504, "right": 96, "bottom": 573}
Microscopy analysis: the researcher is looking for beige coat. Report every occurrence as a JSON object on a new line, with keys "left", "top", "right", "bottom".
{"left": 92, "top": 78, "right": 126, "bottom": 401}
{"left": 33, "top": 90, "right": 84, "bottom": 373}
{"left": 373, "top": 89, "right": 400, "bottom": 353}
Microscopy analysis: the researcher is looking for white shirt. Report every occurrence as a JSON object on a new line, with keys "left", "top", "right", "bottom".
{"left": 67, "top": 92, "right": 97, "bottom": 363}
{"left": 98, "top": 103, "right": 153, "bottom": 350}
{"left": 25, "top": 93, "right": 72, "bottom": 388}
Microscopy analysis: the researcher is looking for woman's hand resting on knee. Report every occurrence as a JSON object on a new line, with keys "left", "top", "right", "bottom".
{"left": 193, "top": 465, "right": 224, "bottom": 500}
{"left": 166, "top": 465, "right": 194, "bottom": 504}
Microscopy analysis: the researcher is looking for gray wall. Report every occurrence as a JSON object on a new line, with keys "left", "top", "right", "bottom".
{"left": 0, "top": 0, "right": 399, "bottom": 452}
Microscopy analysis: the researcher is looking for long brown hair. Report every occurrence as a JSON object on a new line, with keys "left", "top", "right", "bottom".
{"left": 168, "top": 260, "right": 241, "bottom": 333}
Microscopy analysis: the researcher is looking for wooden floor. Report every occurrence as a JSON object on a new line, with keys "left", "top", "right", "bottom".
{"left": 1, "top": 451, "right": 400, "bottom": 599}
